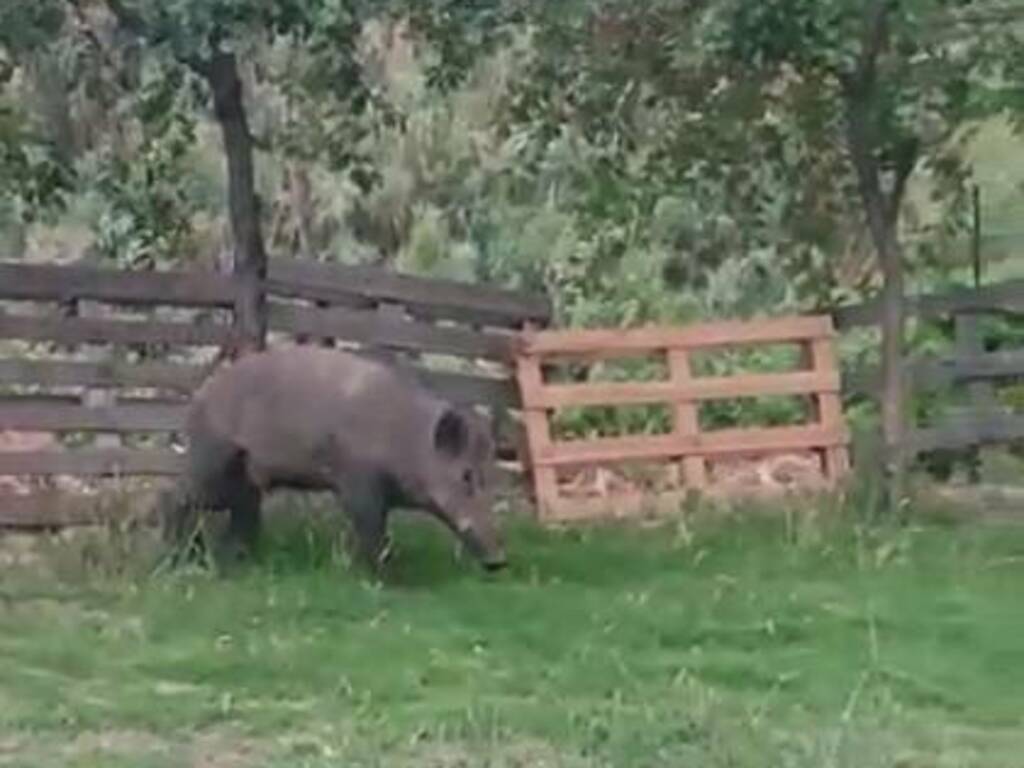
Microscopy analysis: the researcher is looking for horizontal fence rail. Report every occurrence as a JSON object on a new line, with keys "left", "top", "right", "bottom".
{"left": 0, "top": 262, "right": 236, "bottom": 308}
{"left": 267, "top": 258, "right": 551, "bottom": 328}
{"left": 833, "top": 281, "right": 1024, "bottom": 463}
{"left": 515, "top": 315, "right": 851, "bottom": 523}
{"left": 833, "top": 279, "right": 1024, "bottom": 329}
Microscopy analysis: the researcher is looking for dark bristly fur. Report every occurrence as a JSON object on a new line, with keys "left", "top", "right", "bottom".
{"left": 159, "top": 345, "right": 507, "bottom": 573}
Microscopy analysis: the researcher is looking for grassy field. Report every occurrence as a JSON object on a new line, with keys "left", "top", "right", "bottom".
{"left": 0, "top": 496, "right": 1022, "bottom": 768}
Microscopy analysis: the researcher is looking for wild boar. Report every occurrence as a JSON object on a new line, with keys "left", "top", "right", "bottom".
{"left": 159, "top": 344, "right": 507, "bottom": 572}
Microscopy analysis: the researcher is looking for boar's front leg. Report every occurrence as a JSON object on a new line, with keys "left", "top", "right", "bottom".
{"left": 220, "top": 476, "right": 263, "bottom": 563}
{"left": 336, "top": 474, "right": 390, "bottom": 572}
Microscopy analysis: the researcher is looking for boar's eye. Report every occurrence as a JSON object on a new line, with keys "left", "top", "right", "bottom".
{"left": 462, "top": 468, "right": 475, "bottom": 495}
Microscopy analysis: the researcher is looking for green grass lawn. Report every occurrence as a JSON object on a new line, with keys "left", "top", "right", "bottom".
{"left": 1, "top": 499, "right": 1022, "bottom": 768}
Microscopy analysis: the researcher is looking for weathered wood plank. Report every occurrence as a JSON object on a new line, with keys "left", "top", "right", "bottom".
{"left": 520, "top": 316, "right": 835, "bottom": 357}
{"left": 669, "top": 349, "right": 708, "bottom": 489}
{"left": 0, "top": 449, "right": 182, "bottom": 476}
{"left": 267, "top": 258, "right": 552, "bottom": 328}
{"left": 911, "top": 412, "right": 1024, "bottom": 454}
{"left": 0, "top": 262, "right": 235, "bottom": 307}
{"left": 833, "top": 279, "right": 1024, "bottom": 329}
{"left": 526, "top": 370, "right": 837, "bottom": 409}
{"left": 516, "top": 353, "right": 559, "bottom": 510}
{"left": 532, "top": 425, "right": 850, "bottom": 468}
{"left": 268, "top": 302, "right": 516, "bottom": 361}
{"left": 0, "top": 314, "right": 231, "bottom": 347}
{"left": 0, "top": 358, "right": 207, "bottom": 391}
{"left": 0, "top": 490, "right": 163, "bottom": 528}
{"left": 0, "top": 401, "right": 185, "bottom": 432}
{"left": 844, "top": 348, "right": 1024, "bottom": 397}
{"left": 806, "top": 337, "right": 850, "bottom": 480}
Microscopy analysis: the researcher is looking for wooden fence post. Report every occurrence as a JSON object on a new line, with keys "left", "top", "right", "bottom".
{"left": 79, "top": 301, "right": 121, "bottom": 453}
{"left": 802, "top": 332, "right": 850, "bottom": 483}
{"left": 955, "top": 311, "right": 995, "bottom": 483}
{"left": 515, "top": 347, "right": 558, "bottom": 521}
{"left": 668, "top": 349, "right": 707, "bottom": 490}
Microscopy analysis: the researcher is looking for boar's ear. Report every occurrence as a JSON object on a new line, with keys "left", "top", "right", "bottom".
{"left": 433, "top": 408, "right": 469, "bottom": 459}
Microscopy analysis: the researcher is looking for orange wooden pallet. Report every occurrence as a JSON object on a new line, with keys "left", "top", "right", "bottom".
{"left": 514, "top": 315, "right": 851, "bottom": 523}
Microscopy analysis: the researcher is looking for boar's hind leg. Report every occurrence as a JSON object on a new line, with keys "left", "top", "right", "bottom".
{"left": 338, "top": 476, "right": 390, "bottom": 572}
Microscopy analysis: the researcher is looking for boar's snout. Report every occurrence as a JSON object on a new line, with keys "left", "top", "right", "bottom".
{"left": 455, "top": 515, "right": 507, "bottom": 571}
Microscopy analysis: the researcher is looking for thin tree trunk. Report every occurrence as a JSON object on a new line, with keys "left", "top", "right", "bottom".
{"left": 289, "top": 163, "right": 317, "bottom": 259}
{"left": 843, "top": 0, "right": 912, "bottom": 514}
{"left": 204, "top": 51, "right": 267, "bottom": 355}
{"left": 877, "top": 227, "right": 907, "bottom": 510}
{"left": 848, "top": 148, "right": 909, "bottom": 513}
{"left": 24, "top": 52, "right": 77, "bottom": 165}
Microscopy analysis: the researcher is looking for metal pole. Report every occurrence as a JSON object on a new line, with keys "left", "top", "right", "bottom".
{"left": 972, "top": 184, "right": 982, "bottom": 289}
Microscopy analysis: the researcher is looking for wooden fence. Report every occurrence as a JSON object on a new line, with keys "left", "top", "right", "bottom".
{"left": 835, "top": 279, "right": 1024, "bottom": 460}
{"left": 0, "top": 258, "right": 551, "bottom": 527}
{"left": 515, "top": 316, "right": 851, "bottom": 523}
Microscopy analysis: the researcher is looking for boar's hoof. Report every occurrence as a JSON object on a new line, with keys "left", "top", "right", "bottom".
{"left": 482, "top": 556, "right": 508, "bottom": 573}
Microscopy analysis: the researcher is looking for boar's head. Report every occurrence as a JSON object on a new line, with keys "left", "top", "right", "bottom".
{"left": 422, "top": 406, "right": 506, "bottom": 571}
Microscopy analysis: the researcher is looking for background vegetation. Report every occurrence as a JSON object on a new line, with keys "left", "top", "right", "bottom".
{"left": 4, "top": 3, "right": 1024, "bottom": 461}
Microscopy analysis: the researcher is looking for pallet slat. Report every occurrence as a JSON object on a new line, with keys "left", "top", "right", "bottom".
{"left": 527, "top": 370, "right": 838, "bottom": 409}
{"left": 532, "top": 426, "right": 849, "bottom": 467}
{"left": 520, "top": 316, "right": 835, "bottom": 357}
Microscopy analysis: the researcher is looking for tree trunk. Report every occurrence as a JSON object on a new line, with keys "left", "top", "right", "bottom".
{"left": 204, "top": 51, "right": 267, "bottom": 355}
{"left": 877, "top": 226, "right": 907, "bottom": 511}
{"left": 843, "top": 0, "right": 913, "bottom": 514}
{"left": 24, "top": 52, "right": 77, "bottom": 165}
{"left": 289, "top": 163, "right": 317, "bottom": 259}
{"left": 850, "top": 155, "right": 909, "bottom": 513}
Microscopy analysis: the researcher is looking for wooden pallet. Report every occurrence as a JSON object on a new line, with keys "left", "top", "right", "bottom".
{"left": 515, "top": 316, "right": 851, "bottom": 523}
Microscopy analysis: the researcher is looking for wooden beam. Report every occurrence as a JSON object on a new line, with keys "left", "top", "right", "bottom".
{"left": 0, "top": 401, "right": 185, "bottom": 432}
{"left": 531, "top": 425, "right": 850, "bottom": 468}
{"left": 267, "top": 258, "right": 552, "bottom": 328}
{"left": 268, "top": 302, "right": 516, "bottom": 361}
{"left": 0, "top": 449, "right": 182, "bottom": 476}
{"left": 0, "top": 314, "right": 231, "bottom": 347}
{"left": 911, "top": 413, "right": 1024, "bottom": 454}
{"left": 0, "top": 358, "right": 207, "bottom": 392}
{"left": 833, "top": 278, "right": 1024, "bottom": 329}
{"left": 519, "top": 316, "right": 835, "bottom": 357}
{"left": 0, "top": 262, "right": 235, "bottom": 307}
{"left": 844, "top": 348, "right": 1024, "bottom": 397}
{"left": 526, "top": 370, "right": 837, "bottom": 409}
{"left": 0, "top": 490, "right": 163, "bottom": 528}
